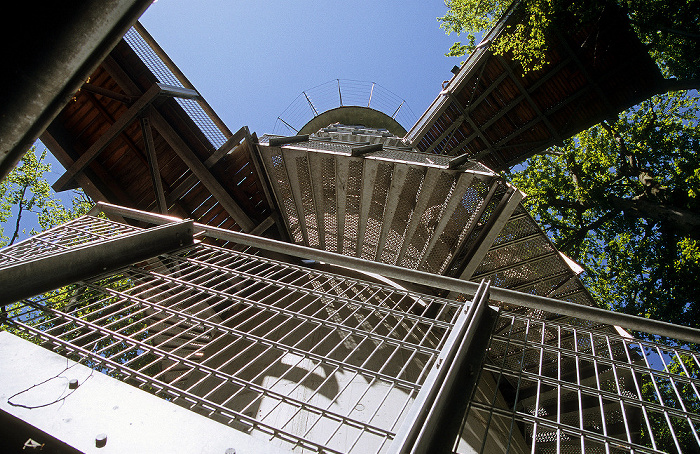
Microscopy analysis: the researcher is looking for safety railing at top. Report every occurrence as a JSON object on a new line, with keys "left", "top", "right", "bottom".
{"left": 273, "top": 79, "right": 417, "bottom": 136}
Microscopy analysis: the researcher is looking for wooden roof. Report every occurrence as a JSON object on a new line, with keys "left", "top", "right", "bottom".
{"left": 41, "top": 23, "right": 275, "bottom": 235}
{"left": 405, "top": 4, "right": 665, "bottom": 170}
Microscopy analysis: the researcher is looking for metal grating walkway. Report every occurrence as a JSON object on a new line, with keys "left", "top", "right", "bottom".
{"left": 1, "top": 210, "right": 698, "bottom": 453}
{"left": 0, "top": 215, "right": 479, "bottom": 453}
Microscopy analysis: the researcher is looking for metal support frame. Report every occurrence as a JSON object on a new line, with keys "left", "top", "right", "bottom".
{"left": 148, "top": 109, "right": 256, "bottom": 232}
{"left": 0, "top": 220, "right": 194, "bottom": 306}
{"left": 268, "top": 135, "right": 310, "bottom": 147}
{"left": 2, "top": 207, "right": 700, "bottom": 454}
{"left": 388, "top": 280, "right": 493, "bottom": 454}
{"left": 140, "top": 113, "right": 168, "bottom": 214}
{"left": 350, "top": 143, "right": 383, "bottom": 157}
{"left": 53, "top": 83, "right": 199, "bottom": 192}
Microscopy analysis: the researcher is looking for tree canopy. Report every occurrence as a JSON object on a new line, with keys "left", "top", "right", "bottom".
{"left": 439, "top": 0, "right": 700, "bottom": 82}
{"left": 0, "top": 146, "right": 92, "bottom": 248}
{"left": 505, "top": 91, "right": 700, "bottom": 328}
{"left": 440, "top": 0, "right": 700, "bottom": 329}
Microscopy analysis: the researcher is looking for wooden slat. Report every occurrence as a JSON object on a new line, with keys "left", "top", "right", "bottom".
{"left": 53, "top": 83, "right": 163, "bottom": 192}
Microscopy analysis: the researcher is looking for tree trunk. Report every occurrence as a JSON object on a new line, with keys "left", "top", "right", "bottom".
{"left": 607, "top": 196, "right": 700, "bottom": 239}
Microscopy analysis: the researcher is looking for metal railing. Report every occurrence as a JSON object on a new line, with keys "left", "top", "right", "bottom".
{"left": 274, "top": 79, "right": 417, "bottom": 135}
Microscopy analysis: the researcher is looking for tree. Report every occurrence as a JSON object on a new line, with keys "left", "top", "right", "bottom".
{"left": 439, "top": 0, "right": 700, "bottom": 330}
{"left": 0, "top": 145, "right": 92, "bottom": 248}
{"left": 439, "top": 0, "right": 700, "bottom": 83}
{"left": 505, "top": 90, "right": 700, "bottom": 328}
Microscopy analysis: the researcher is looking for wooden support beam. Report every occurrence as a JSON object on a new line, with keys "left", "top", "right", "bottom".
{"left": 166, "top": 126, "right": 247, "bottom": 204}
{"left": 39, "top": 130, "right": 135, "bottom": 223}
{"left": 446, "top": 92, "right": 497, "bottom": 156}
{"left": 148, "top": 110, "right": 256, "bottom": 232}
{"left": 53, "top": 83, "right": 199, "bottom": 192}
{"left": 140, "top": 113, "right": 168, "bottom": 214}
{"left": 496, "top": 55, "right": 564, "bottom": 145}
{"left": 80, "top": 82, "right": 135, "bottom": 105}
{"left": 53, "top": 84, "right": 162, "bottom": 192}
{"left": 250, "top": 215, "right": 275, "bottom": 236}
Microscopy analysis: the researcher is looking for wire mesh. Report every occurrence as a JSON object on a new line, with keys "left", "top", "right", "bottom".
{"left": 123, "top": 27, "right": 228, "bottom": 149}
{"left": 1, "top": 216, "right": 465, "bottom": 453}
{"left": 456, "top": 310, "right": 700, "bottom": 454}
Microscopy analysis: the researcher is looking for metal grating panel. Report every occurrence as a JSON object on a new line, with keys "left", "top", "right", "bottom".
{"left": 2, "top": 210, "right": 699, "bottom": 453}
{"left": 257, "top": 136, "right": 510, "bottom": 283}
{"left": 1, "top": 215, "right": 479, "bottom": 454}
{"left": 123, "top": 27, "right": 228, "bottom": 149}
{"left": 457, "top": 310, "right": 700, "bottom": 454}
{"left": 362, "top": 162, "right": 394, "bottom": 261}
{"left": 0, "top": 216, "right": 139, "bottom": 266}
{"left": 379, "top": 166, "right": 426, "bottom": 265}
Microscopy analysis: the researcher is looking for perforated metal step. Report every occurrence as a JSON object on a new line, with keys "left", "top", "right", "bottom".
{"left": 257, "top": 127, "right": 516, "bottom": 278}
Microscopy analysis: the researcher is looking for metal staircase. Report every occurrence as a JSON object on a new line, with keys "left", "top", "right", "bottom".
{"left": 256, "top": 125, "right": 596, "bottom": 309}
{"left": 257, "top": 125, "right": 518, "bottom": 279}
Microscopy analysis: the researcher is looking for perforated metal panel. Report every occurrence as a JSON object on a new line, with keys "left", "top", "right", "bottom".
{"left": 257, "top": 129, "right": 501, "bottom": 278}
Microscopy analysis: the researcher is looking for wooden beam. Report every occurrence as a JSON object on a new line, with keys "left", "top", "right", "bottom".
{"left": 39, "top": 130, "right": 128, "bottom": 224}
{"left": 140, "top": 113, "right": 168, "bottom": 214}
{"left": 148, "top": 110, "right": 256, "bottom": 232}
{"left": 165, "top": 126, "right": 247, "bottom": 204}
{"left": 80, "top": 82, "right": 135, "bottom": 105}
{"left": 249, "top": 215, "right": 275, "bottom": 236}
{"left": 53, "top": 83, "right": 162, "bottom": 192}
{"left": 53, "top": 83, "right": 199, "bottom": 192}
{"left": 496, "top": 55, "right": 564, "bottom": 145}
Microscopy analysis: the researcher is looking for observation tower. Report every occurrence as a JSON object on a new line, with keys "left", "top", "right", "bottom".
{"left": 0, "top": 3, "right": 698, "bottom": 454}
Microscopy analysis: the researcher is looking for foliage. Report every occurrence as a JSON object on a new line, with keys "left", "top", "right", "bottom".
{"left": 505, "top": 90, "right": 700, "bottom": 328}
{"left": 439, "top": 0, "right": 700, "bottom": 81}
{"left": 0, "top": 145, "right": 92, "bottom": 247}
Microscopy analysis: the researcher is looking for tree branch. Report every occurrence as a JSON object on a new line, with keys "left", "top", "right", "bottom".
{"left": 8, "top": 186, "right": 28, "bottom": 246}
{"left": 607, "top": 196, "right": 700, "bottom": 240}
{"left": 557, "top": 210, "right": 619, "bottom": 252}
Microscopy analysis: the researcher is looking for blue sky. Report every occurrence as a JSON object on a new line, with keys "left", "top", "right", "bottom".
{"left": 5, "top": 1, "right": 464, "bottom": 243}
{"left": 137, "top": 0, "right": 462, "bottom": 135}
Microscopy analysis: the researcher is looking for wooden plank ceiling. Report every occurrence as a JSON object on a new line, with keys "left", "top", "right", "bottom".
{"left": 405, "top": 4, "right": 665, "bottom": 171}
{"left": 41, "top": 23, "right": 275, "bottom": 236}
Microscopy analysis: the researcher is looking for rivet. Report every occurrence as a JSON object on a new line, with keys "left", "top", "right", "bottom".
{"left": 225, "top": 449, "right": 236, "bottom": 454}
{"left": 68, "top": 379, "right": 79, "bottom": 389}
{"left": 95, "top": 433, "right": 107, "bottom": 448}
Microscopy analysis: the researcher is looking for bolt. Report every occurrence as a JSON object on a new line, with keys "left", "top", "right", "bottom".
{"left": 225, "top": 449, "right": 236, "bottom": 454}
{"left": 68, "top": 379, "right": 79, "bottom": 390}
{"left": 95, "top": 433, "right": 107, "bottom": 448}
